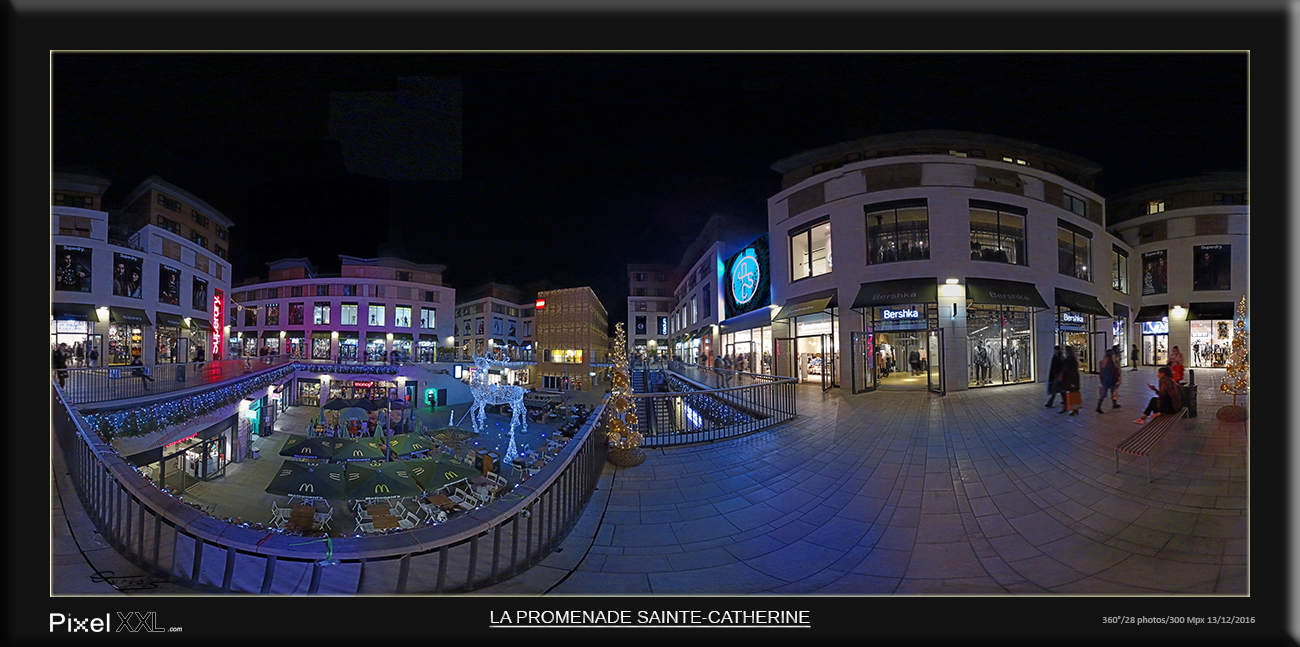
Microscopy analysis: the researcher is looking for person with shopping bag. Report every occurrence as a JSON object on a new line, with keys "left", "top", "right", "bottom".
{"left": 1057, "top": 346, "right": 1081, "bottom": 416}
{"left": 1044, "top": 346, "right": 1064, "bottom": 407}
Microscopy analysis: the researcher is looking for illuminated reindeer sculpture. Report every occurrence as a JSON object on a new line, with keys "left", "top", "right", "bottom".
{"left": 468, "top": 352, "right": 528, "bottom": 462}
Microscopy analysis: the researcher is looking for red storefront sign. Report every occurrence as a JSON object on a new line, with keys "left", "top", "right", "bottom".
{"left": 212, "top": 288, "right": 225, "bottom": 359}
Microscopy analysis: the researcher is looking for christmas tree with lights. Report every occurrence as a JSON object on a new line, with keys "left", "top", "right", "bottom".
{"left": 1216, "top": 295, "right": 1249, "bottom": 422}
{"left": 606, "top": 323, "right": 646, "bottom": 467}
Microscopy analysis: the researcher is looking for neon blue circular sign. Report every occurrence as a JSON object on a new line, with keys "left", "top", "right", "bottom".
{"left": 731, "top": 249, "right": 760, "bottom": 306}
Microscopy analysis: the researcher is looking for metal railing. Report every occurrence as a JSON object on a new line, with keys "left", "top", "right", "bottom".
{"left": 631, "top": 369, "right": 797, "bottom": 448}
{"left": 56, "top": 356, "right": 295, "bottom": 406}
{"left": 52, "top": 382, "right": 609, "bottom": 595}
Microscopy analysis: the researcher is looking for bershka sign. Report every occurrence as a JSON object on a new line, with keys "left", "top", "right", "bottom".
{"left": 989, "top": 291, "right": 1030, "bottom": 302}
{"left": 1061, "top": 311, "right": 1085, "bottom": 324}
{"left": 882, "top": 308, "right": 920, "bottom": 319}
{"left": 873, "top": 291, "right": 917, "bottom": 302}
{"left": 49, "top": 612, "right": 171, "bottom": 633}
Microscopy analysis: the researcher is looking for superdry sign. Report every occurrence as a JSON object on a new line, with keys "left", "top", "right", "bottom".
{"left": 212, "top": 288, "right": 225, "bottom": 359}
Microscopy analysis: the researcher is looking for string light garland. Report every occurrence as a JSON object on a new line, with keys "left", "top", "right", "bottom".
{"left": 1217, "top": 295, "right": 1249, "bottom": 421}
{"left": 606, "top": 323, "right": 645, "bottom": 466}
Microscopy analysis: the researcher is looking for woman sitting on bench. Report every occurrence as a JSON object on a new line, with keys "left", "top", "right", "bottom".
{"left": 1134, "top": 366, "right": 1182, "bottom": 425}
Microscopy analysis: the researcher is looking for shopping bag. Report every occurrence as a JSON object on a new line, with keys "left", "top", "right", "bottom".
{"left": 1064, "top": 390, "right": 1082, "bottom": 411}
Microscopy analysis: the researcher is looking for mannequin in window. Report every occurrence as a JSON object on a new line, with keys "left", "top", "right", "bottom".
{"left": 973, "top": 340, "right": 992, "bottom": 385}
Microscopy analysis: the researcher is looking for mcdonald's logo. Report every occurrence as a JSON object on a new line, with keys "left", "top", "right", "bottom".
{"left": 299, "top": 484, "right": 315, "bottom": 492}
{"left": 443, "top": 471, "right": 458, "bottom": 479}
{"left": 374, "top": 484, "right": 390, "bottom": 493}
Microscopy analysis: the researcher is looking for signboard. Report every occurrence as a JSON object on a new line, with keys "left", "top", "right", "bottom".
{"left": 535, "top": 299, "right": 546, "bottom": 309}
{"left": 192, "top": 276, "right": 209, "bottom": 311}
{"left": 112, "top": 252, "right": 143, "bottom": 298}
{"left": 1061, "top": 311, "right": 1085, "bottom": 324}
{"left": 1141, "top": 250, "right": 1167, "bottom": 295}
{"left": 1142, "top": 318, "right": 1169, "bottom": 335}
{"left": 55, "top": 245, "right": 93, "bottom": 293}
{"left": 352, "top": 381, "right": 375, "bottom": 388}
{"left": 159, "top": 264, "right": 181, "bottom": 306}
{"left": 1192, "top": 245, "right": 1231, "bottom": 291}
{"left": 658, "top": 316, "right": 668, "bottom": 336}
{"left": 723, "top": 234, "right": 772, "bottom": 319}
{"left": 211, "top": 288, "right": 225, "bottom": 359}
{"left": 881, "top": 307, "right": 921, "bottom": 320}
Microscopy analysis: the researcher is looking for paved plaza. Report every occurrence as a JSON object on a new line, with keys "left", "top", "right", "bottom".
{"left": 53, "top": 367, "right": 1248, "bottom": 596}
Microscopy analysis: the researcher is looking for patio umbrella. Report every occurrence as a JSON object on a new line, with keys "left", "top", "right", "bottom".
{"left": 343, "top": 461, "right": 424, "bottom": 499}
{"left": 278, "top": 436, "right": 343, "bottom": 460}
{"left": 265, "top": 461, "right": 347, "bottom": 499}
{"left": 333, "top": 438, "right": 386, "bottom": 462}
{"left": 384, "top": 433, "right": 433, "bottom": 457}
{"left": 337, "top": 407, "right": 370, "bottom": 424}
{"left": 322, "top": 398, "right": 353, "bottom": 411}
{"left": 348, "top": 398, "right": 379, "bottom": 412}
{"left": 404, "top": 458, "right": 479, "bottom": 492}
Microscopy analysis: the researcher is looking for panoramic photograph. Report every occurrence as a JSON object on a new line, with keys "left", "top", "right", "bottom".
{"left": 34, "top": 27, "right": 1273, "bottom": 641}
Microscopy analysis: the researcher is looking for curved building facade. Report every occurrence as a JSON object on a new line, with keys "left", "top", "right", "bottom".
{"left": 1106, "top": 172, "right": 1248, "bottom": 369}
{"left": 755, "top": 130, "right": 1142, "bottom": 394}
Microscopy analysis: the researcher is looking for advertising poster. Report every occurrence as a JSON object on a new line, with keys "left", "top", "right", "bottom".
{"left": 1192, "top": 244, "right": 1232, "bottom": 291}
{"left": 724, "top": 234, "right": 772, "bottom": 319}
{"left": 635, "top": 316, "right": 647, "bottom": 336}
{"left": 1140, "top": 250, "right": 1167, "bottom": 296}
{"left": 159, "top": 264, "right": 181, "bottom": 306}
{"left": 55, "top": 245, "right": 93, "bottom": 292}
{"left": 112, "top": 252, "right": 143, "bottom": 298}
{"left": 192, "top": 275, "right": 209, "bottom": 311}
{"left": 211, "top": 288, "right": 225, "bottom": 359}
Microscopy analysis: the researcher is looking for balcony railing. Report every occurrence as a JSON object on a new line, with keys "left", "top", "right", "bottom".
{"left": 630, "top": 368, "right": 797, "bottom": 447}
{"left": 56, "top": 357, "right": 295, "bottom": 406}
{"left": 51, "top": 380, "right": 610, "bottom": 594}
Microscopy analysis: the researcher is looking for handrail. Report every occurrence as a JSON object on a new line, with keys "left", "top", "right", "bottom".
{"left": 52, "top": 379, "right": 610, "bottom": 594}
{"left": 628, "top": 369, "right": 797, "bottom": 448}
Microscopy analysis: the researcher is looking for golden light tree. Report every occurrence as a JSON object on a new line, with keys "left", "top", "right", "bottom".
{"left": 1217, "top": 295, "right": 1249, "bottom": 421}
{"left": 605, "top": 323, "right": 646, "bottom": 467}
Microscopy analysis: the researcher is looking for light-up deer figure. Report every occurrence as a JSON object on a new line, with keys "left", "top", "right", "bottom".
{"left": 468, "top": 352, "right": 528, "bottom": 462}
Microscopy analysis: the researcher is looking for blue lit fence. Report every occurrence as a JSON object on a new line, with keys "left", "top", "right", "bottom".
{"left": 632, "top": 370, "right": 797, "bottom": 447}
{"left": 52, "top": 383, "right": 609, "bottom": 594}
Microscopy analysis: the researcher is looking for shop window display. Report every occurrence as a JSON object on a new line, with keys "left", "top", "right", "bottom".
{"left": 242, "top": 336, "right": 258, "bottom": 358}
{"left": 108, "top": 324, "right": 143, "bottom": 366}
{"left": 966, "top": 305, "right": 1034, "bottom": 388}
{"left": 311, "top": 337, "right": 332, "bottom": 360}
{"left": 365, "top": 337, "right": 386, "bottom": 361}
{"left": 1189, "top": 319, "right": 1233, "bottom": 367}
{"left": 339, "top": 338, "right": 359, "bottom": 362}
{"left": 287, "top": 336, "right": 306, "bottom": 359}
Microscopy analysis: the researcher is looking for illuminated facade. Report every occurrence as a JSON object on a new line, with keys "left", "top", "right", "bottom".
{"left": 227, "top": 255, "right": 454, "bottom": 363}
{"left": 626, "top": 263, "right": 675, "bottom": 361}
{"left": 52, "top": 172, "right": 234, "bottom": 366}
{"left": 533, "top": 287, "right": 609, "bottom": 391}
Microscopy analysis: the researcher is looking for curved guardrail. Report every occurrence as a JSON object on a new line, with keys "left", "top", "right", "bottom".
{"left": 52, "top": 382, "right": 610, "bottom": 594}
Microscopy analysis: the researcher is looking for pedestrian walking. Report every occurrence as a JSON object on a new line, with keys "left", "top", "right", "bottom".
{"left": 74, "top": 342, "right": 85, "bottom": 367}
{"left": 1168, "top": 345, "right": 1185, "bottom": 382}
{"left": 1095, "top": 349, "right": 1121, "bottom": 413}
{"left": 53, "top": 344, "right": 69, "bottom": 387}
{"left": 130, "top": 357, "right": 155, "bottom": 387}
{"left": 88, "top": 345, "right": 99, "bottom": 366}
{"left": 1044, "top": 346, "right": 1064, "bottom": 407}
{"left": 1130, "top": 343, "right": 1140, "bottom": 371}
{"left": 1057, "top": 346, "right": 1081, "bottom": 416}
{"left": 1134, "top": 366, "right": 1183, "bottom": 424}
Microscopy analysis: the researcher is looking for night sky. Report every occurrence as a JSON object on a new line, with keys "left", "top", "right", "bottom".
{"left": 52, "top": 52, "right": 1247, "bottom": 328}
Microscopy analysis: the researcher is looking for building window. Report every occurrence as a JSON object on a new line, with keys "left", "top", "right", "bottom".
{"left": 1147, "top": 200, "right": 1166, "bottom": 214}
{"left": 1062, "top": 192, "right": 1087, "bottom": 217}
{"left": 395, "top": 306, "right": 412, "bottom": 328}
{"left": 633, "top": 287, "right": 646, "bottom": 296}
{"left": 655, "top": 273, "right": 666, "bottom": 282}
{"left": 635, "top": 302, "right": 648, "bottom": 312}
{"left": 866, "top": 200, "right": 929, "bottom": 265}
{"left": 969, "top": 202, "right": 1027, "bottom": 266}
{"left": 790, "top": 219, "right": 832, "bottom": 281}
{"left": 1214, "top": 192, "right": 1247, "bottom": 205}
{"left": 1057, "top": 223, "right": 1092, "bottom": 281}
{"left": 315, "top": 284, "right": 329, "bottom": 296}
{"left": 424, "top": 290, "right": 439, "bottom": 302}
{"left": 214, "top": 246, "right": 227, "bottom": 260}
{"left": 522, "top": 321, "right": 531, "bottom": 337}
{"left": 341, "top": 303, "right": 359, "bottom": 326}
{"left": 342, "top": 284, "right": 357, "bottom": 296}
{"left": 420, "top": 307, "right": 436, "bottom": 329}
{"left": 633, "top": 272, "right": 646, "bottom": 282}
{"left": 156, "top": 194, "right": 182, "bottom": 211}
{"left": 190, "top": 231, "right": 208, "bottom": 248}
{"left": 54, "top": 193, "right": 91, "bottom": 209}
{"left": 1111, "top": 247, "right": 1129, "bottom": 294}
{"left": 690, "top": 295, "right": 698, "bottom": 324}
{"left": 369, "top": 304, "right": 386, "bottom": 326}
{"left": 701, "top": 286, "right": 711, "bottom": 319}
{"left": 291, "top": 285, "right": 303, "bottom": 297}
{"left": 313, "top": 302, "right": 331, "bottom": 325}
{"left": 265, "top": 303, "right": 280, "bottom": 326}
{"left": 216, "top": 227, "right": 227, "bottom": 241}
{"left": 396, "top": 271, "right": 412, "bottom": 282}
{"left": 155, "top": 215, "right": 180, "bottom": 234}
{"left": 1001, "top": 155, "right": 1030, "bottom": 166}
{"left": 288, "top": 303, "right": 304, "bottom": 325}
{"left": 243, "top": 307, "right": 257, "bottom": 327}
{"left": 191, "top": 210, "right": 209, "bottom": 227}
{"left": 266, "top": 287, "right": 279, "bottom": 299}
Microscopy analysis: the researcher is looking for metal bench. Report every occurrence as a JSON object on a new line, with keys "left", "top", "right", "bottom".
{"left": 1115, "top": 407, "right": 1189, "bottom": 482}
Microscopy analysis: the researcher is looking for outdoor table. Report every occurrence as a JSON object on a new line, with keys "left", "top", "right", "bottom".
{"left": 286, "top": 504, "right": 316, "bottom": 531}
{"left": 470, "top": 475, "right": 506, "bottom": 496}
{"left": 366, "top": 503, "right": 399, "bottom": 530}
{"left": 424, "top": 494, "right": 458, "bottom": 512}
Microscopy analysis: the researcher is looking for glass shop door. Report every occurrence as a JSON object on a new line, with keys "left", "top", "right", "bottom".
{"left": 926, "top": 328, "right": 945, "bottom": 395}
{"left": 851, "top": 330, "right": 875, "bottom": 394}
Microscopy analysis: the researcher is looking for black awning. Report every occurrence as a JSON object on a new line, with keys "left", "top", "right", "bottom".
{"left": 965, "top": 278, "right": 1049, "bottom": 309}
{"left": 773, "top": 288, "right": 838, "bottom": 320}
{"left": 108, "top": 307, "right": 153, "bottom": 326}
{"left": 310, "top": 331, "right": 332, "bottom": 339}
{"left": 391, "top": 333, "right": 414, "bottom": 341}
{"left": 418, "top": 335, "right": 439, "bottom": 344}
{"left": 489, "top": 338, "right": 504, "bottom": 345}
{"left": 154, "top": 311, "right": 189, "bottom": 329}
{"left": 851, "top": 277, "right": 938, "bottom": 310}
{"left": 1134, "top": 305, "right": 1170, "bottom": 323}
{"left": 1054, "top": 289, "right": 1111, "bottom": 317}
{"left": 337, "top": 331, "right": 358, "bottom": 339}
{"left": 261, "top": 330, "right": 281, "bottom": 338}
{"left": 1112, "top": 304, "right": 1130, "bottom": 319}
{"left": 52, "top": 303, "right": 100, "bottom": 322}
{"left": 1188, "top": 302, "right": 1236, "bottom": 321}
{"left": 189, "top": 318, "right": 211, "bottom": 331}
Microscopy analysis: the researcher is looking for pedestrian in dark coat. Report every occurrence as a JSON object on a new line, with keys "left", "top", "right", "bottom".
{"left": 53, "top": 344, "right": 69, "bottom": 387}
{"left": 1096, "top": 350, "right": 1121, "bottom": 413}
{"left": 1058, "top": 346, "right": 1081, "bottom": 416}
{"left": 1044, "top": 346, "right": 1064, "bottom": 407}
